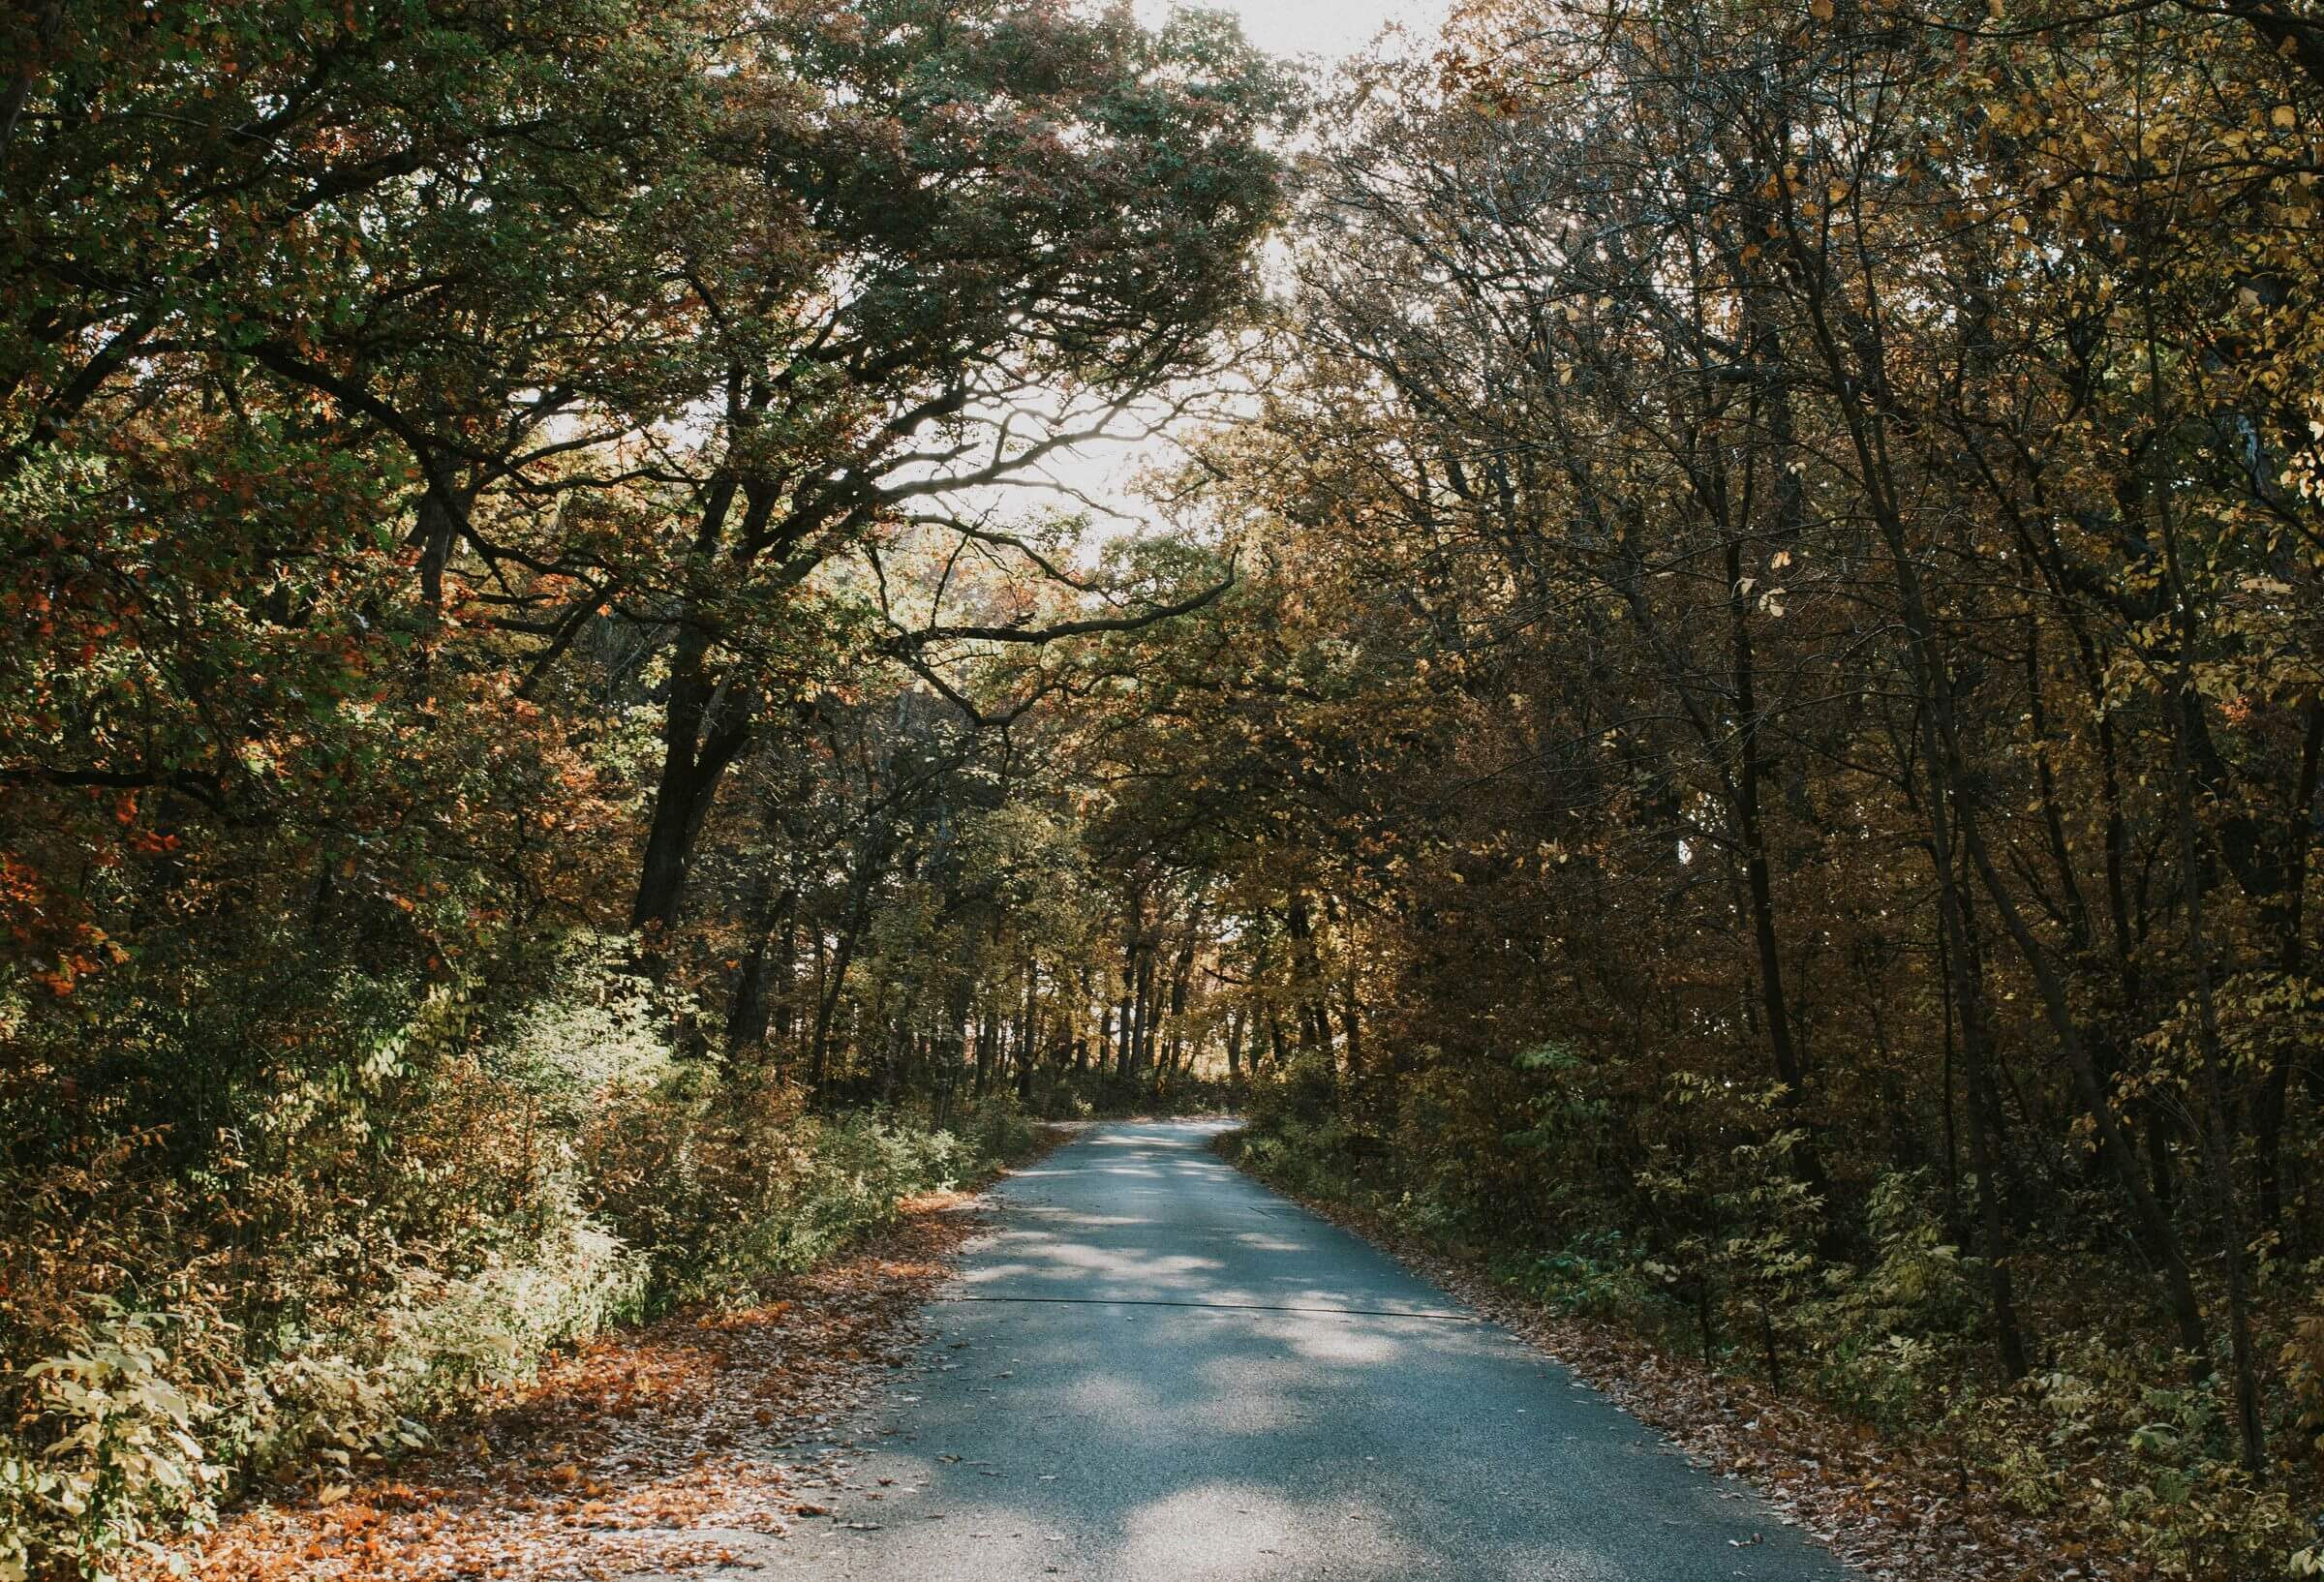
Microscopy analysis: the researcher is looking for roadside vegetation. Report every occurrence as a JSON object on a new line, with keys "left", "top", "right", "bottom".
{"left": 0, "top": 3, "right": 1285, "bottom": 1577}
{"left": 1230, "top": 1067, "right": 2304, "bottom": 1582}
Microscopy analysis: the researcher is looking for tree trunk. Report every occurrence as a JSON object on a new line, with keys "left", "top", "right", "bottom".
{"left": 2257, "top": 701, "right": 2324, "bottom": 1230}
{"left": 1135, "top": 951, "right": 1158, "bottom": 1072}
{"left": 631, "top": 620, "right": 753, "bottom": 941}
{"left": 1726, "top": 531, "right": 1830, "bottom": 1210}
{"left": 724, "top": 882, "right": 795, "bottom": 1057}
{"left": 807, "top": 921, "right": 862, "bottom": 1093}
{"left": 1018, "top": 962, "right": 1039, "bottom": 1101}
{"left": 2145, "top": 305, "right": 2266, "bottom": 1465}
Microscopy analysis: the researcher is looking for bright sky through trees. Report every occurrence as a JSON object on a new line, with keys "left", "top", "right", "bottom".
{"left": 1143, "top": 0, "right": 1448, "bottom": 60}
{"left": 1014, "top": 0, "right": 1452, "bottom": 527}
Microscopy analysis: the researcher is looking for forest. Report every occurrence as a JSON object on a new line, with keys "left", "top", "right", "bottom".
{"left": 5, "top": 0, "right": 2324, "bottom": 1577}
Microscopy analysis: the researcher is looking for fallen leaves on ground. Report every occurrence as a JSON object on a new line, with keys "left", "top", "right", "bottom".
{"left": 137, "top": 1192, "right": 991, "bottom": 1582}
{"left": 1218, "top": 1140, "right": 2147, "bottom": 1582}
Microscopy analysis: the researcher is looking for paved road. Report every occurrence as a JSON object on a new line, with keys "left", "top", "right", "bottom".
{"left": 716, "top": 1121, "right": 1855, "bottom": 1582}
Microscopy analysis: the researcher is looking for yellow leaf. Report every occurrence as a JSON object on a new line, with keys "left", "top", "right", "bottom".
{"left": 2274, "top": 105, "right": 2299, "bottom": 130}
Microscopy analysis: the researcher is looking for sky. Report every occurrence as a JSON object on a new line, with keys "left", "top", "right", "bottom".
{"left": 1140, "top": 0, "right": 1450, "bottom": 61}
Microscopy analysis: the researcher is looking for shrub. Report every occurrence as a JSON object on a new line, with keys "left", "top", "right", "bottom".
{"left": 961, "top": 1091, "right": 1039, "bottom": 1165}
{"left": 0, "top": 1304, "right": 227, "bottom": 1582}
{"left": 0, "top": 933, "right": 1026, "bottom": 1580}
{"left": 1518, "top": 1229, "right": 1660, "bottom": 1320}
{"left": 1242, "top": 1053, "right": 1338, "bottom": 1137}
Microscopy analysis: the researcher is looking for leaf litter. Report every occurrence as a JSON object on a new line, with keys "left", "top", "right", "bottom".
{"left": 135, "top": 1190, "right": 991, "bottom": 1582}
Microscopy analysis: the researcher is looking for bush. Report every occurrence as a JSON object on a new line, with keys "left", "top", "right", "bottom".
{"left": 1223, "top": 1053, "right": 2310, "bottom": 1582}
{"left": 1799, "top": 1172, "right": 1980, "bottom": 1429}
{"left": 1518, "top": 1229, "right": 1660, "bottom": 1320}
{"left": 584, "top": 1075, "right": 1003, "bottom": 1309}
{"left": 961, "top": 1092, "right": 1039, "bottom": 1165}
{"left": 0, "top": 933, "right": 1035, "bottom": 1580}
{"left": 1242, "top": 1053, "right": 1339, "bottom": 1136}
{"left": 0, "top": 1304, "right": 226, "bottom": 1582}
{"left": 1022, "top": 1067, "right": 1244, "bottom": 1120}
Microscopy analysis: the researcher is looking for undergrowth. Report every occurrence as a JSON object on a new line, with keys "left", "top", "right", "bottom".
{"left": 0, "top": 933, "right": 1042, "bottom": 1582}
{"left": 1225, "top": 1053, "right": 2320, "bottom": 1582}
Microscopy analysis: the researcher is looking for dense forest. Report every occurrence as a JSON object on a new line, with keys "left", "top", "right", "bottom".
{"left": 6, "top": 0, "right": 2324, "bottom": 1577}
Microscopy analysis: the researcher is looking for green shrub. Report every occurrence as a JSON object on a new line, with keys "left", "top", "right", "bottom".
{"left": 1242, "top": 1053, "right": 1338, "bottom": 1137}
{"left": 0, "top": 933, "right": 1037, "bottom": 1580}
{"left": 1517, "top": 1229, "right": 1659, "bottom": 1320}
{"left": 961, "top": 1091, "right": 1039, "bottom": 1165}
{"left": 0, "top": 1304, "right": 226, "bottom": 1582}
{"left": 1800, "top": 1172, "right": 1979, "bottom": 1429}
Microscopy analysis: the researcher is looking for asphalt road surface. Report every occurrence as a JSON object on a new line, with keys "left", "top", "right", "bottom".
{"left": 685, "top": 1120, "right": 1857, "bottom": 1582}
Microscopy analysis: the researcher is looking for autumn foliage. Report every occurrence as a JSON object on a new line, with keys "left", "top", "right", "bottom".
{"left": 1193, "top": 0, "right": 2324, "bottom": 1574}
{"left": 0, "top": 3, "right": 1282, "bottom": 1577}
